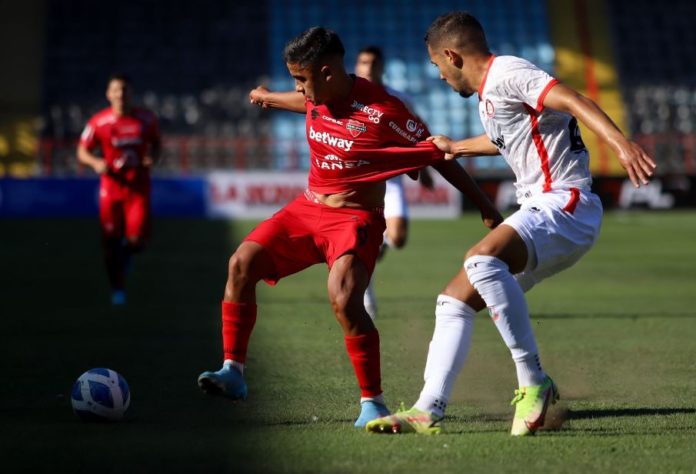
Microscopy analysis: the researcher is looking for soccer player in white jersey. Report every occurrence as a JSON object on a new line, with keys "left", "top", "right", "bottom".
{"left": 354, "top": 46, "right": 434, "bottom": 319}
{"left": 367, "top": 11, "right": 656, "bottom": 436}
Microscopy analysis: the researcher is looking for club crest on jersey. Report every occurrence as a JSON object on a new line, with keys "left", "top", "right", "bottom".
{"left": 485, "top": 99, "right": 495, "bottom": 117}
{"left": 346, "top": 119, "right": 367, "bottom": 138}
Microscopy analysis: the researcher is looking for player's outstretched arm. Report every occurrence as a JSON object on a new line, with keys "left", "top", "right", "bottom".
{"left": 432, "top": 159, "right": 503, "bottom": 229}
{"left": 77, "top": 144, "right": 107, "bottom": 175}
{"left": 428, "top": 133, "right": 499, "bottom": 158}
{"left": 542, "top": 83, "right": 656, "bottom": 187}
{"left": 249, "top": 86, "right": 306, "bottom": 113}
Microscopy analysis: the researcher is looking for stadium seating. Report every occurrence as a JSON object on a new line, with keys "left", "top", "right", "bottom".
{"left": 35, "top": 0, "right": 694, "bottom": 177}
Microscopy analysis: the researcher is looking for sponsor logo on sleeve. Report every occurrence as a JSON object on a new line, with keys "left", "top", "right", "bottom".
{"left": 388, "top": 121, "right": 418, "bottom": 144}
{"left": 406, "top": 119, "right": 426, "bottom": 138}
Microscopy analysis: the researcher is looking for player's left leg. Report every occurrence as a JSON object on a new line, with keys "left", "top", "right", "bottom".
{"left": 328, "top": 253, "right": 390, "bottom": 427}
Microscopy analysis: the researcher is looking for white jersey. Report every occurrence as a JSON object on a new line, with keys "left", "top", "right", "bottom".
{"left": 478, "top": 55, "right": 592, "bottom": 204}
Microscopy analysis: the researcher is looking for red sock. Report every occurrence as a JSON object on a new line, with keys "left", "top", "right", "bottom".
{"left": 222, "top": 301, "right": 257, "bottom": 364}
{"left": 344, "top": 329, "right": 382, "bottom": 398}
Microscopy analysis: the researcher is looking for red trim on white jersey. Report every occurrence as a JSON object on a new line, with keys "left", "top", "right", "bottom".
{"left": 523, "top": 104, "right": 553, "bottom": 192}
{"left": 535, "top": 78, "right": 559, "bottom": 112}
{"left": 477, "top": 55, "right": 496, "bottom": 99}
{"left": 562, "top": 187, "right": 580, "bottom": 213}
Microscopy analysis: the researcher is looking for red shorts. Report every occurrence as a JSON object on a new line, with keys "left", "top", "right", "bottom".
{"left": 245, "top": 195, "right": 386, "bottom": 285}
{"left": 99, "top": 175, "right": 151, "bottom": 241}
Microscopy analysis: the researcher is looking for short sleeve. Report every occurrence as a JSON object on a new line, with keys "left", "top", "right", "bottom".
{"left": 503, "top": 60, "right": 559, "bottom": 113}
{"left": 79, "top": 118, "right": 97, "bottom": 149}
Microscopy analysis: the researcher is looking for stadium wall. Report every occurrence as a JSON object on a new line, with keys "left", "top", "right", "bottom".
{"left": 2, "top": 175, "right": 694, "bottom": 219}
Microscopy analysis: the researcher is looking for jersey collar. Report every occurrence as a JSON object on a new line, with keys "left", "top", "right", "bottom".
{"left": 477, "top": 55, "right": 496, "bottom": 100}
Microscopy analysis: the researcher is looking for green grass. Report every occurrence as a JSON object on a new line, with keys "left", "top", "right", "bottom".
{"left": 1, "top": 212, "right": 695, "bottom": 473}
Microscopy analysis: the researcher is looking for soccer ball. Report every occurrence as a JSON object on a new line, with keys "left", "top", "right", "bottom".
{"left": 71, "top": 368, "right": 131, "bottom": 421}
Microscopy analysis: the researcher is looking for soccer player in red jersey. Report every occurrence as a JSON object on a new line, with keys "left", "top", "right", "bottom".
{"left": 77, "top": 74, "right": 161, "bottom": 305}
{"left": 198, "top": 27, "right": 502, "bottom": 427}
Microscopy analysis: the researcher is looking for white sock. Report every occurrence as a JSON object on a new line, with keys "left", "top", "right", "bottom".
{"left": 464, "top": 255, "right": 546, "bottom": 387}
{"left": 414, "top": 294, "right": 476, "bottom": 419}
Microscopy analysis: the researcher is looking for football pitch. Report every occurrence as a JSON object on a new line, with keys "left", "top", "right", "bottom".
{"left": 2, "top": 211, "right": 695, "bottom": 473}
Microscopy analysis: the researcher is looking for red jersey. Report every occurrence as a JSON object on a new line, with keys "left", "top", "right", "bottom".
{"left": 305, "top": 76, "right": 444, "bottom": 193}
{"left": 80, "top": 107, "right": 160, "bottom": 184}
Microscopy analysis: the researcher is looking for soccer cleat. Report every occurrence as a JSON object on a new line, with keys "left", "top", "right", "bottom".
{"left": 197, "top": 364, "right": 248, "bottom": 400}
{"left": 365, "top": 405, "right": 442, "bottom": 434}
{"left": 354, "top": 400, "right": 390, "bottom": 427}
{"left": 510, "top": 375, "right": 559, "bottom": 436}
{"left": 111, "top": 290, "right": 126, "bottom": 306}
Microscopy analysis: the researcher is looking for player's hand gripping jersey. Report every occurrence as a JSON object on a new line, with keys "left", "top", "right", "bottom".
{"left": 80, "top": 107, "right": 160, "bottom": 185}
{"left": 305, "top": 76, "right": 444, "bottom": 193}
{"left": 478, "top": 56, "right": 592, "bottom": 203}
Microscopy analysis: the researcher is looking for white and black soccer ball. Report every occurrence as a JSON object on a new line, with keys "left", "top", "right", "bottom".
{"left": 71, "top": 368, "right": 130, "bottom": 421}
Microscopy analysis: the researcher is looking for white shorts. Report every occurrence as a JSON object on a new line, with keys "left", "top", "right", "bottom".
{"left": 384, "top": 176, "right": 408, "bottom": 220}
{"left": 503, "top": 188, "right": 603, "bottom": 291}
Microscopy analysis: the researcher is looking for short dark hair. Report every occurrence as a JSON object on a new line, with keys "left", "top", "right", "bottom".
{"left": 283, "top": 27, "right": 345, "bottom": 67}
{"left": 358, "top": 45, "right": 384, "bottom": 63}
{"left": 107, "top": 73, "right": 131, "bottom": 86}
{"left": 425, "top": 12, "right": 489, "bottom": 55}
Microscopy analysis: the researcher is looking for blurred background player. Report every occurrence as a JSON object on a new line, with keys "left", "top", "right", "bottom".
{"left": 366, "top": 11, "right": 656, "bottom": 436}
{"left": 77, "top": 74, "right": 161, "bottom": 305}
{"left": 199, "top": 26, "right": 501, "bottom": 428}
{"left": 354, "top": 45, "right": 435, "bottom": 319}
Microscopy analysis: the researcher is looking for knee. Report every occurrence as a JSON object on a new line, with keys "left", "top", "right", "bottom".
{"left": 328, "top": 286, "right": 351, "bottom": 316}
{"left": 464, "top": 243, "right": 497, "bottom": 261}
{"left": 227, "top": 252, "right": 255, "bottom": 290}
{"left": 385, "top": 221, "right": 408, "bottom": 249}
{"left": 389, "top": 233, "right": 407, "bottom": 249}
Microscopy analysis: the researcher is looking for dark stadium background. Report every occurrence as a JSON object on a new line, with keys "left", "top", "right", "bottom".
{"left": 1, "top": 0, "right": 695, "bottom": 215}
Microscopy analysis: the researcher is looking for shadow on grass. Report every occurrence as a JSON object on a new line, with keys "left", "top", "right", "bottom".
{"left": 533, "top": 312, "right": 695, "bottom": 320}
{"left": 568, "top": 407, "right": 696, "bottom": 419}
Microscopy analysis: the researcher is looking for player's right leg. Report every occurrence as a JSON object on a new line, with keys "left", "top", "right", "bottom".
{"left": 197, "top": 241, "right": 275, "bottom": 400}
{"left": 366, "top": 271, "right": 479, "bottom": 434}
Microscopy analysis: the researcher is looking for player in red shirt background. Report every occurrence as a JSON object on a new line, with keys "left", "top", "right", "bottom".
{"left": 198, "top": 27, "right": 502, "bottom": 427}
{"left": 77, "top": 74, "right": 161, "bottom": 305}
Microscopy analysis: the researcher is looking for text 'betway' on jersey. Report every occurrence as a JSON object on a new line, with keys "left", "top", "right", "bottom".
{"left": 309, "top": 126, "right": 354, "bottom": 151}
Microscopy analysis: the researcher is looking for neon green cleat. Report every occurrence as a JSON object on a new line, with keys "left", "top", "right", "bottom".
{"left": 510, "top": 376, "right": 559, "bottom": 436}
{"left": 365, "top": 405, "right": 442, "bottom": 435}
